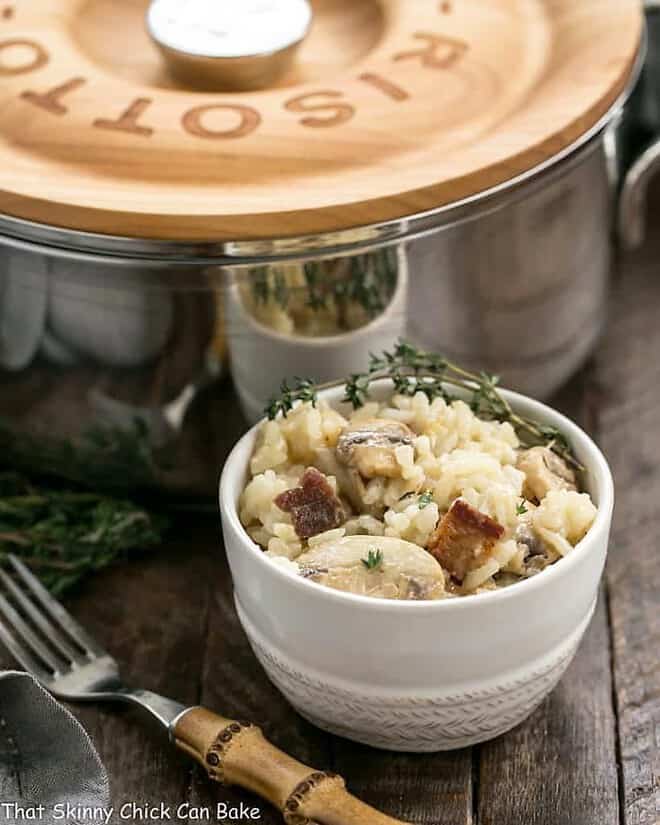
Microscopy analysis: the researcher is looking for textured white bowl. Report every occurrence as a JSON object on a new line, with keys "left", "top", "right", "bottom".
{"left": 219, "top": 383, "right": 614, "bottom": 752}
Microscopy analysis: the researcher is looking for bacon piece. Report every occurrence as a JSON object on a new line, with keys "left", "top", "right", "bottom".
{"left": 426, "top": 499, "right": 504, "bottom": 582}
{"left": 274, "top": 468, "right": 345, "bottom": 540}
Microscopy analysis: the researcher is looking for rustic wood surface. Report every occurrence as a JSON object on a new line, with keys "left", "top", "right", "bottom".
{"left": 0, "top": 0, "right": 641, "bottom": 239}
{"left": 1, "top": 216, "right": 659, "bottom": 824}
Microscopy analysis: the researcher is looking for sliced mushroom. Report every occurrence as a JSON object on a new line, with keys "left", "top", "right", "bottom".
{"left": 315, "top": 446, "right": 384, "bottom": 518}
{"left": 514, "top": 521, "right": 554, "bottom": 576}
{"left": 515, "top": 521, "right": 545, "bottom": 558}
{"left": 426, "top": 499, "right": 504, "bottom": 583}
{"left": 297, "top": 535, "right": 446, "bottom": 600}
{"left": 517, "top": 446, "right": 577, "bottom": 502}
{"left": 336, "top": 418, "right": 414, "bottom": 479}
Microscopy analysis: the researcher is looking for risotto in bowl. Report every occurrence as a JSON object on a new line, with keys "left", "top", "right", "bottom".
{"left": 220, "top": 366, "right": 614, "bottom": 751}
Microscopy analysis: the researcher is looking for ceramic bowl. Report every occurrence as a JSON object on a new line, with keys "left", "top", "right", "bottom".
{"left": 219, "top": 382, "right": 614, "bottom": 752}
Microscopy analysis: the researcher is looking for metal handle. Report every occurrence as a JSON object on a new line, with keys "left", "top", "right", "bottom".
{"left": 618, "top": 1, "right": 660, "bottom": 249}
{"left": 173, "top": 707, "right": 409, "bottom": 825}
{"left": 619, "top": 138, "right": 660, "bottom": 249}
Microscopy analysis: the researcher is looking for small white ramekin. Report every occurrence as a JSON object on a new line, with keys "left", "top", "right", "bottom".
{"left": 219, "top": 383, "right": 614, "bottom": 752}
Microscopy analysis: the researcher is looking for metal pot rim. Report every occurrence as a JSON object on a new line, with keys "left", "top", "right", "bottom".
{"left": 0, "top": 37, "right": 646, "bottom": 266}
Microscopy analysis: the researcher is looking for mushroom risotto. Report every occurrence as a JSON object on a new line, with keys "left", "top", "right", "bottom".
{"left": 240, "top": 386, "right": 597, "bottom": 600}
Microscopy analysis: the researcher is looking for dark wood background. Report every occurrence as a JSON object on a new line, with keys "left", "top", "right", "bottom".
{"left": 4, "top": 212, "right": 660, "bottom": 825}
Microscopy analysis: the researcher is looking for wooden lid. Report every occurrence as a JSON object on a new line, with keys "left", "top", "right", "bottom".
{"left": 0, "top": 0, "right": 643, "bottom": 242}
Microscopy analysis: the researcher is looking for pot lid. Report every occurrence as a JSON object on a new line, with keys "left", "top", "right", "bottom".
{"left": 0, "top": 0, "right": 642, "bottom": 244}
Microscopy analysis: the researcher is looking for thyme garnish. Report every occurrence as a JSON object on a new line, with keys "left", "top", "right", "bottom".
{"left": 264, "top": 342, "right": 583, "bottom": 471}
{"left": 516, "top": 500, "right": 529, "bottom": 516}
{"left": 265, "top": 378, "right": 318, "bottom": 421}
{"left": 0, "top": 472, "right": 168, "bottom": 596}
{"left": 418, "top": 491, "right": 434, "bottom": 509}
{"left": 344, "top": 342, "right": 582, "bottom": 470}
{"left": 361, "top": 549, "right": 384, "bottom": 570}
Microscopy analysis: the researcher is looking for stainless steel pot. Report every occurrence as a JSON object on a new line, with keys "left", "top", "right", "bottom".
{"left": 0, "top": 10, "right": 656, "bottom": 502}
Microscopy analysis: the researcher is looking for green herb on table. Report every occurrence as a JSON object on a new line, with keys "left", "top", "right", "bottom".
{"left": 516, "top": 500, "right": 529, "bottom": 516}
{"left": 418, "top": 491, "right": 434, "bottom": 509}
{"left": 361, "top": 549, "right": 384, "bottom": 571}
{"left": 0, "top": 472, "right": 168, "bottom": 596}
{"left": 0, "top": 416, "right": 168, "bottom": 493}
{"left": 264, "top": 341, "right": 583, "bottom": 471}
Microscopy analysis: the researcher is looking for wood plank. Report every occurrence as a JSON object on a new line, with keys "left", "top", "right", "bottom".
{"left": 476, "top": 373, "right": 621, "bottom": 825}
{"left": 595, "top": 222, "right": 660, "bottom": 825}
{"left": 330, "top": 740, "right": 473, "bottom": 825}
{"left": 477, "top": 593, "right": 619, "bottom": 825}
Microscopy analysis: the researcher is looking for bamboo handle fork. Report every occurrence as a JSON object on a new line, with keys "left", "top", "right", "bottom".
{"left": 0, "top": 555, "right": 408, "bottom": 825}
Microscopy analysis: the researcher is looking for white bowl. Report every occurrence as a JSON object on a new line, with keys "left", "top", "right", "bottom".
{"left": 219, "top": 383, "right": 614, "bottom": 752}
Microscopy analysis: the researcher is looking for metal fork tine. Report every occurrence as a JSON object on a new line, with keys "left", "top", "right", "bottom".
{"left": 0, "top": 569, "right": 84, "bottom": 665}
{"left": 0, "top": 618, "right": 52, "bottom": 683}
{"left": 0, "top": 560, "right": 184, "bottom": 730}
{"left": 0, "top": 595, "right": 63, "bottom": 674}
{"left": 7, "top": 556, "right": 105, "bottom": 659}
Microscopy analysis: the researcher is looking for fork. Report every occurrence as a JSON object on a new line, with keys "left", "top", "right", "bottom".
{"left": 0, "top": 555, "right": 407, "bottom": 825}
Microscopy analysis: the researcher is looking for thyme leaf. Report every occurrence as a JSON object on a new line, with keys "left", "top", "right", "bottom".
{"left": 418, "top": 491, "right": 434, "bottom": 509}
{"left": 266, "top": 378, "right": 318, "bottom": 421}
{"left": 361, "top": 549, "right": 384, "bottom": 571}
{"left": 516, "top": 500, "right": 529, "bottom": 516}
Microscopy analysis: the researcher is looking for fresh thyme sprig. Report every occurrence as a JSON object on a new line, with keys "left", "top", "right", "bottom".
{"left": 361, "top": 549, "right": 384, "bottom": 570}
{"left": 516, "top": 500, "right": 529, "bottom": 516}
{"left": 265, "top": 378, "right": 318, "bottom": 421}
{"left": 344, "top": 342, "right": 583, "bottom": 471}
{"left": 264, "top": 342, "right": 583, "bottom": 471}
{"left": 0, "top": 472, "right": 168, "bottom": 596}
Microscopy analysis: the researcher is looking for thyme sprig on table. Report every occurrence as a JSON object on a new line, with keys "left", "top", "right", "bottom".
{"left": 0, "top": 472, "right": 168, "bottom": 596}
{"left": 264, "top": 341, "right": 583, "bottom": 471}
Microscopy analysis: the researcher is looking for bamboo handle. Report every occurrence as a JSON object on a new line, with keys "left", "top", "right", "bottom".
{"left": 173, "top": 707, "right": 409, "bottom": 825}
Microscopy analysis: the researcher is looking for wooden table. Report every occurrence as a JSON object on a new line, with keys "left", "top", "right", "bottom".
{"left": 4, "top": 219, "right": 659, "bottom": 825}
